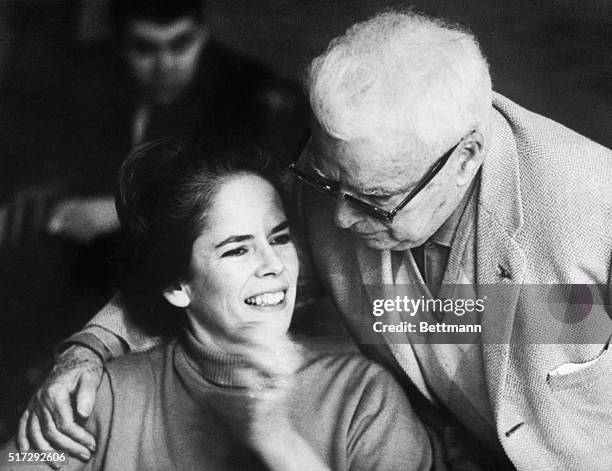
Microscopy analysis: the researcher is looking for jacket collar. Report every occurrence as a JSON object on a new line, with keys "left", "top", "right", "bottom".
{"left": 476, "top": 94, "right": 527, "bottom": 418}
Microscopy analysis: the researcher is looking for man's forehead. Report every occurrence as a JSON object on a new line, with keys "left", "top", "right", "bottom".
{"left": 311, "top": 130, "right": 421, "bottom": 193}
{"left": 127, "top": 17, "right": 199, "bottom": 43}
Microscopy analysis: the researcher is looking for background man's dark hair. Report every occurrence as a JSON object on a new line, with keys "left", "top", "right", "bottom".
{"left": 109, "top": 0, "right": 205, "bottom": 34}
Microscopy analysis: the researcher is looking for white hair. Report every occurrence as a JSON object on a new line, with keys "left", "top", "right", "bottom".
{"left": 307, "top": 10, "right": 493, "bottom": 160}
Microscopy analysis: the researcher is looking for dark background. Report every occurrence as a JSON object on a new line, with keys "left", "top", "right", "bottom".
{"left": 1, "top": 0, "right": 610, "bottom": 147}
{"left": 208, "top": 0, "right": 612, "bottom": 148}
{"left": 0, "top": 0, "right": 610, "bottom": 442}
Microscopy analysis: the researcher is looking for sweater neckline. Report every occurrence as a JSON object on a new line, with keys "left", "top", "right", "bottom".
{"left": 177, "top": 329, "right": 253, "bottom": 388}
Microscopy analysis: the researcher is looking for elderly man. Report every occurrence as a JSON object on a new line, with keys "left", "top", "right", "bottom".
{"left": 15, "top": 11, "right": 612, "bottom": 470}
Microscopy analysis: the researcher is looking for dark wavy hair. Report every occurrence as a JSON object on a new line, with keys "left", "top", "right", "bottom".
{"left": 109, "top": 0, "right": 205, "bottom": 35}
{"left": 114, "top": 138, "right": 284, "bottom": 337}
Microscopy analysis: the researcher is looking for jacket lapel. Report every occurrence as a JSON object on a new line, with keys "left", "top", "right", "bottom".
{"left": 476, "top": 99, "right": 527, "bottom": 416}
{"left": 356, "top": 241, "right": 436, "bottom": 403}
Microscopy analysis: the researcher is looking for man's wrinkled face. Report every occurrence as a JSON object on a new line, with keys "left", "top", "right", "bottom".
{"left": 123, "top": 17, "right": 207, "bottom": 105}
{"left": 310, "top": 129, "right": 465, "bottom": 251}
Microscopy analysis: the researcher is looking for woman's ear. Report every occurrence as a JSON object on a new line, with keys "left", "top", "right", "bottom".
{"left": 163, "top": 283, "right": 191, "bottom": 308}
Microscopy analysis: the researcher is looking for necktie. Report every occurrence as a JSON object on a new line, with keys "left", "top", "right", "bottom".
{"left": 411, "top": 244, "right": 426, "bottom": 280}
{"left": 411, "top": 243, "right": 449, "bottom": 296}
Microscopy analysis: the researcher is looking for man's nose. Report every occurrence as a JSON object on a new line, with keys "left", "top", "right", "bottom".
{"left": 156, "top": 49, "right": 175, "bottom": 70}
{"left": 255, "top": 244, "right": 284, "bottom": 277}
{"left": 334, "top": 197, "right": 362, "bottom": 229}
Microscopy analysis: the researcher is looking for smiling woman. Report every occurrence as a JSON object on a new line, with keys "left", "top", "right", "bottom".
{"left": 0, "top": 139, "right": 433, "bottom": 470}
{"left": 162, "top": 172, "right": 298, "bottom": 352}
{"left": 113, "top": 138, "right": 297, "bottom": 347}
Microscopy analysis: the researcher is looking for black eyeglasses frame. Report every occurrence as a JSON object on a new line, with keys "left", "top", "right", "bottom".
{"left": 288, "top": 130, "right": 469, "bottom": 223}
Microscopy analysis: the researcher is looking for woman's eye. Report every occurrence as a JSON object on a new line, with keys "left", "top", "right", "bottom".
{"left": 221, "top": 247, "right": 248, "bottom": 257}
{"left": 271, "top": 233, "right": 291, "bottom": 245}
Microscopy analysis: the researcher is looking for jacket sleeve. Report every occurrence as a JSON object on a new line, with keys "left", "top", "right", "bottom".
{"left": 0, "top": 372, "right": 113, "bottom": 471}
{"left": 58, "top": 293, "right": 161, "bottom": 361}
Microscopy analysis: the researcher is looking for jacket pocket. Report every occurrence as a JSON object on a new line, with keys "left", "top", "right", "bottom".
{"left": 546, "top": 339, "right": 612, "bottom": 391}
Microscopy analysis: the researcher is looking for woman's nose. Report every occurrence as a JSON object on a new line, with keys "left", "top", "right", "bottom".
{"left": 255, "top": 244, "right": 284, "bottom": 277}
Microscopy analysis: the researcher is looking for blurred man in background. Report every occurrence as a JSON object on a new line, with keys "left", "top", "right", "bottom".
{"left": 50, "top": 0, "right": 306, "bottom": 243}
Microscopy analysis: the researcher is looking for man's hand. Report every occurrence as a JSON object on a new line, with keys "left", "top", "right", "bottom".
{"left": 17, "top": 345, "right": 103, "bottom": 460}
{"left": 47, "top": 197, "right": 119, "bottom": 243}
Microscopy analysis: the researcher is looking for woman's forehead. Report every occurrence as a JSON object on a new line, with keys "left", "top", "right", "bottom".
{"left": 191, "top": 175, "right": 285, "bottom": 252}
{"left": 208, "top": 175, "right": 284, "bottom": 224}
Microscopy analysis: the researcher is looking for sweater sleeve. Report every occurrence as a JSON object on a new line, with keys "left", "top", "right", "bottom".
{"left": 59, "top": 293, "right": 161, "bottom": 361}
{"left": 346, "top": 365, "right": 433, "bottom": 471}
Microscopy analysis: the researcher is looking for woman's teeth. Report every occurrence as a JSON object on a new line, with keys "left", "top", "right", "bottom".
{"left": 245, "top": 291, "right": 285, "bottom": 306}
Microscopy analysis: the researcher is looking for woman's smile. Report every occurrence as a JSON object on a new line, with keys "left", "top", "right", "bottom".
{"left": 244, "top": 289, "right": 287, "bottom": 307}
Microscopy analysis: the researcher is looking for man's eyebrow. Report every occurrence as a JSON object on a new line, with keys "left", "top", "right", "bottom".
{"left": 309, "top": 149, "right": 408, "bottom": 197}
{"left": 351, "top": 184, "right": 408, "bottom": 197}
{"left": 169, "top": 30, "right": 196, "bottom": 48}
{"left": 309, "top": 152, "right": 326, "bottom": 173}
{"left": 358, "top": 186, "right": 394, "bottom": 196}
{"left": 215, "top": 234, "right": 253, "bottom": 249}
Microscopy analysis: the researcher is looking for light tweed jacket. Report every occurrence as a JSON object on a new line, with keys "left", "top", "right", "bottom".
{"left": 293, "top": 93, "right": 612, "bottom": 470}
{"left": 80, "top": 94, "right": 611, "bottom": 470}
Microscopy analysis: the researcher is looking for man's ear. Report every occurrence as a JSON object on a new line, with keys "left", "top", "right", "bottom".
{"left": 163, "top": 283, "right": 191, "bottom": 308}
{"left": 456, "top": 130, "right": 485, "bottom": 186}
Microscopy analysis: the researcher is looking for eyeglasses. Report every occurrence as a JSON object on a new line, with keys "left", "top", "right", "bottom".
{"left": 288, "top": 130, "right": 468, "bottom": 223}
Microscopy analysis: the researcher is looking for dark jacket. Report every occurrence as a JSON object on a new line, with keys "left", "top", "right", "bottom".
{"left": 60, "top": 38, "right": 308, "bottom": 196}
